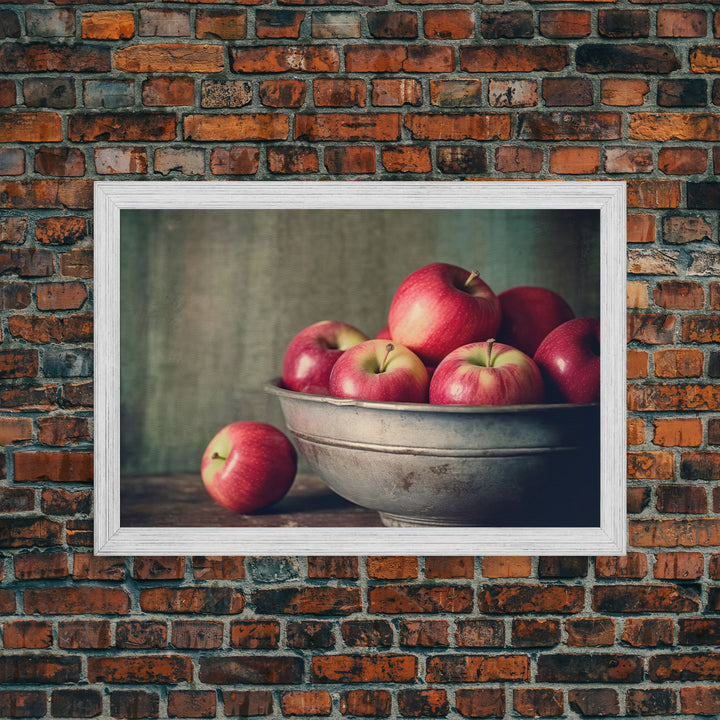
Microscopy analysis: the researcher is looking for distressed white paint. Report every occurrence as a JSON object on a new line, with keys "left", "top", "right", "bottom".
{"left": 94, "top": 181, "right": 627, "bottom": 556}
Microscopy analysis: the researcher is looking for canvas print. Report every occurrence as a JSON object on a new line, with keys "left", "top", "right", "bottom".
{"left": 118, "top": 206, "right": 602, "bottom": 531}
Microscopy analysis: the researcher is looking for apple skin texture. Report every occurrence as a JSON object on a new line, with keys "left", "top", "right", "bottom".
{"left": 329, "top": 339, "right": 430, "bottom": 403}
{"left": 497, "top": 286, "right": 575, "bottom": 357}
{"left": 201, "top": 421, "right": 297, "bottom": 514}
{"left": 429, "top": 341, "right": 544, "bottom": 406}
{"left": 282, "top": 320, "right": 368, "bottom": 395}
{"left": 534, "top": 317, "right": 601, "bottom": 404}
{"left": 388, "top": 262, "right": 502, "bottom": 367}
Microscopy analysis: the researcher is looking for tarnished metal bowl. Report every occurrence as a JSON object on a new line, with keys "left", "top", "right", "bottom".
{"left": 265, "top": 380, "right": 600, "bottom": 528}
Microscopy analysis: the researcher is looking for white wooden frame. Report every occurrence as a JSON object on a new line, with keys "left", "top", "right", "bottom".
{"left": 94, "top": 181, "right": 626, "bottom": 556}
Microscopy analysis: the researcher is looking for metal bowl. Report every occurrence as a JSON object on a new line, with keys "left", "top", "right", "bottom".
{"left": 265, "top": 379, "right": 600, "bottom": 528}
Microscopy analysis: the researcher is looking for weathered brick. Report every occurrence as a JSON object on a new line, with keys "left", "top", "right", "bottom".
{"left": 0, "top": 112, "right": 62, "bottom": 142}
{"left": 185, "top": 114, "right": 288, "bottom": 141}
{"left": 110, "top": 690, "right": 159, "bottom": 720}
{"left": 324, "top": 145, "right": 375, "bottom": 174}
{"left": 114, "top": 44, "right": 223, "bottom": 72}
{"left": 626, "top": 688, "right": 677, "bottom": 715}
{"left": 138, "top": 8, "right": 190, "bottom": 36}
{"left": 192, "top": 557, "right": 244, "bottom": 579}
{"left": 460, "top": 45, "right": 567, "bottom": 72}
{"left": 342, "top": 620, "right": 393, "bottom": 647}
{"left": 69, "top": 113, "right": 176, "bottom": 142}
{"left": 200, "top": 656, "right": 303, "bottom": 684}
{"left": 0, "top": 148, "right": 24, "bottom": 175}
{"left": 658, "top": 79, "right": 707, "bottom": 108}
{"left": 372, "top": 78, "right": 421, "bottom": 106}
{"left": 455, "top": 688, "right": 505, "bottom": 718}
{"left": 25, "top": 587, "right": 130, "bottom": 615}
{"left": 142, "top": 77, "right": 194, "bottom": 107}
{"left": 140, "top": 587, "right": 244, "bottom": 614}
{"left": 537, "top": 654, "right": 643, "bottom": 684}
{"left": 543, "top": 78, "right": 593, "bottom": 106}
{"left": 437, "top": 146, "right": 487, "bottom": 174}
{"left": 604, "top": 147, "right": 653, "bottom": 174}
{"left": 34, "top": 147, "right": 85, "bottom": 177}
{"left": 83, "top": 79, "right": 134, "bottom": 109}
{"left": 0, "top": 216, "right": 28, "bottom": 244}
{"left": 628, "top": 248, "right": 679, "bottom": 275}
{"left": 654, "top": 348, "right": 704, "bottom": 378}
{"left": 222, "top": 691, "right": 273, "bottom": 718}
{"left": 196, "top": 9, "right": 246, "bottom": 39}
{"left": 368, "top": 585, "right": 473, "bottom": 613}
{"left": 549, "top": 146, "right": 599, "bottom": 174}
{"left": 0, "top": 9, "right": 21, "bottom": 38}
{"left": 172, "top": 620, "right": 223, "bottom": 649}
{"left": 382, "top": 145, "right": 431, "bottom": 173}
{"left": 481, "top": 556, "right": 532, "bottom": 578}
{"left": 88, "top": 656, "right": 193, "bottom": 684}
{"left": 340, "top": 690, "right": 391, "bottom": 717}
{"left": 511, "top": 619, "right": 561, "bottom": 648}
{"left": 630, "top": 113, "right": 720, "bottom": 141}
{"left": 481, "top": 11, "right": 532, "bottom": 38}
{"left": 455, "top": 619, "right": 504, "bottom": 648}
{"left": 259, "top": 79, "right": 306, "bottom": 107}
{"left": 298, "top": 113, "right": 399, "bottom": 141}
{"left": 0, "top": 656, "right": 81, "bottom": 684}
{"left": 627, "top": 281, "right": 649, "bottom": 308}
{"left": 650, "top": 654, "right": 720, "bottom": 681}
{"left": 0, "top": 43, "right": 110, "bottom": 73}
{"left": 95, "top": 147, "right": 148, "bottom": 174}
{"left": 201, "top": 79, "right": 252, "bottom": 108}
{"left": 424, "top": 9, "right": 474, "bottom": 39}
{"left": 168, "top": 691, "right": 216, "bottom": 719}
{"left": 0, "top": 486, "right": 34, "bottom": 513}
{"left": 601, "top": 78, "right": 649, "bottom": 107}
{"left": 622, "top": 618, "right": 673, "bottom": 648}
{"left": 209, "top": 146, "right": 260, "bottom": 175}
{"left": 478, "top": 585, "right": 584, "bottom": 614}
{"left": 430, "top": 79, "right": 482, "bottom": 107}
{"left": 567, "top": 689, "right": 619, "bottom": 718}
{"left": 256, "top": 10, "right": 304, "bottom": 38}
{"left": 628, "top": 313, "right": 675, "bottom": 344}
{"left": 0, "top": 349, "right": 38, "bottom": 379}
{"left": 311, "top": 12, "right": 360, "bottom": 38}
{"left": 598, "top": 9, "right": 649, "bottom": 38}
{"left": 367, "top": 11, "right": 417, "bottom": 38}
{"left": 653, "top": 418, "right": 703, "bottom": 447}
{"left": 539, "top": 10, "right": 590, "bottom": 38}
{"left": 658, "top": 8, "right": 707, "bottom": 36}
{"left": 81, "top": 11, "right": 134, "bottom": 40}
{"left": 426, "top": 655, "right": 529, "bottom": 683}
{"left": 654, "top": 551, "right": 704, "bottom": 579}
{"left": 405, "top": 113, "right": 509, "bottom": 140}
{"left": 425, "top": 556, "right": 474, "bottom": 579}
{"left": 538, "top": 556, "right": 588, "bottom": 578}
{"left": 231, "top": 45, "right": 339, "bottom": 73}
{"left": 495, "top": 146, "right": 543, "bottom": 173}
{"left": 0, "top": 691, "right": 46, "bottom": 718}
{"left": 489, "top": 80, "right": 537, "bottom": 108}
{"left": 3, "top": 620, "right": 52, "bottom": 649}
{"left": 314, "top": 78, "right": 365, "bottom": 107}
{"left": 280, "top": 691, "right": 331, "bottom": 717}
{"left": 653, "top": 280, "right": 703, "bottom": 308}
{"left": 518, "top": 112, "right": 621, "bottom": 141}
{"left": 681, "top": 687, "right": 720, "bottom": 715}
{"left": 398, "top": 689, "right": 448, "bottom": 718}
{"left": 154, "top": 147, "right": 204, "bottom": 176}
{"left": 576, "top": 44, "right": 679, "bottom": 74}
{"left": 513, "top": 688, "right": 563, "bottom": 718}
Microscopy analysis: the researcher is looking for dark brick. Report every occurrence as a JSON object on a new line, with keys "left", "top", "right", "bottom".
{"left": 229, "top": 621, "right": 279, "bottom": 649}
{"left": 537, "top": 654, "right": 643, "bottom": 684}
{"left": 538, "top": 556, "right": 588, "bottom": 578}
{"left": 0, "top": 10, "right": 21, "bottom": 38}
{"left": 568, "top": 688, "right": 619, "bottom": 717}
{"left": 543, "top": 78, "right": 593, "bottom": 107}
{"left": 341, "top": 620, "right": 393, "bottom": 647}
{"left": 200, "top": 656, "right": 303, "bottom": 685}
{"left": 518, "top": 112, "right": 621, "bottom": 140}
{"left": 0, "top": 656, "right": 81, "bottom": 684}
{"left": 437, "top": 145, "right": 487, "bottom": 174}
{"left": 512, "top": 619, "right": 561, "bottom": 648}
{"left": 598, "top": 9, "right": 649, "bottom": 38}
{"left": 0, "top": 43, "right": 110, "bottom": 73}
{"left": 481, "top": 11, "right": 533, "bottom": 38}
{"left": 399, "top": 619, "right": 449, "bottom": 648}
{"left": 626, "top": 688, "right": 677, "bottom": 715}
{"left": 576, "top": 44, "right": 680, "bottom": 74}
{"left": 252, "top": 587, "right": 360, "bottom": 615}
{"left": 688, "top": 182, "right": 720, "bottom": 209}
{"left": 0, "top": 691, "right": 47, "bottom": 718}
{"left": 286, "top": 620, "right": 334, "bottom": 649}
{"left": 50, "top": 689, "right": 102, "bottom": 718}
{"left": 110, "top": 691, "right": 159, "bottom": 720}
{"left": 658, "top": 79, "right": 707, "bottom": 107}
{"left": 116, "top": 621, "right": 168, "bottom": 649}
{"left": 367, "top": 11, "right": 418, "bottom": 38}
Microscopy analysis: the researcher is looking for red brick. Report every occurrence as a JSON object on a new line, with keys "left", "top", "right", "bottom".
{"left": 595, "top": 553, "right": 648, "bottom": 579}
{"left": 324, "top": 145, "right": 375, "bottom": 174}
{"left": 0, "top": 216, "right": 28, "bottom": 244}
{"left": 142, "top": 77, "right": 194, "bottom": 107}
{"left": 0, "top": 416, "right": 33, "bottom": 444}
{"left": 12, "top": 551, "right": 65, "bottom": 580}
{"left": 368, "top": 585, "right": 473, "bottom": 613}
{"left": 481, "top": 556, "right": 532, "bottom": 578}
{"left": 73, "top": 554, "right": 125, "bottom": 581}
{"left": 627, "top": 417, "right": 645, "bottom": 445}
{"left": 455, "top": 619, "right": 503, "bottom": 648}
{"left": 311, "top": 655, "right": 416, "bottom": 683}
{"left": 280, "top": 691, "right": 332, "bottom": 717}
{"left": 192, "top": 556, "right": 245, "bottom": 579}
{"left": 0, "top": 589, "right": 15, "bottom": 614}
{"left": 7, "top": 314, "right": 92, "bottom": 342}
{"left": 286, "top": 620, "right": 334, "bottom": 649}
{"left": 140, "top": 587, "right": 244, "bottom": 614}
{"left": 37, "top": 416, "right": 90, "bottom": 446}
{"left": 594, "top": 583, "right": 698, "bottom": 613}
{"left": 0, "top": 487, "right": 34, "bottom": 513}
{"left": 0, "top": 113, "right": 62, "bottom": 142}
{"left": 621, "top": 618, "right": 673, "bottom": 648}
{"left": 539, "top": 10, "right": 589, "bottom": 38}
{"left": 424, "top": 9, "right": 474, "bottom": 38}
{"left": 653, "top": 280, "right": 703, "bottom": 309}
{"left": 537, "top": 654, "right": 643, "bottom": 684}
{"left": 426, "top": 655, "right": 529, "bottom": 683}
{"left": 60, "top": 249, "right": 93, "bottom": 277}
{"left": 682, "top": 315, "right": 720, "bottom": 343}
{"left": 455, "top": 688, "right": 505, "bottom": 718}
{"left": 460, "top": 45, "right": 568, "bottom": 72}
{"left": 679, "top": 619, "right": 720, "bottom": 647}
{"left": 382, "top": 145, "right": 431, "bottom": 173}
{"left": 519, "top": 111, "right": 621, "bottom": 141}
{"left": 231, "top": 45, "right": 339, "bottom": 73}
{"left": 345, "top": 45, "right": 452, "bottom": 73}
{"left": 565, "top": 618, "right": 616, "bottom": 647}
{"left": 230, "top": 621, "right": 279, "bottom": 649}
{"left": 168, "top": 691, "right": 216, "bottom": 719}
{"left": 549, "top": 146, "right": 599, "bottom": 174}
{"left": 171, "top": 620, "right": 223, "bottom": 649}
{"left": 36, "top": 282, "right": 88, "bottom": 311}
{"left": 438, "top": 145, "right": 489, "bottom": 174}
{"left": 0, "top": 691, "right": 47, "bottom": 718}
{"left": 258, "top": 79, "right": 306, "bottom": 107}
{"left": 681, "top": 687, "right": 720, "bottom": 715}
{"left": 495, "top": 146, "right": 543, "bottom": 173}
{"left": 35, "top": 216, "right": 87, "bottom": 246}
{"left": 366, "top": 555, "right": 418, "bottom": 580}
{"left": 627, "top": 216, "right": 654, "bottom": 247}
{"left": 209, "top": 147, "right": 260, "bottom": 175}
{"left": 0, "top": 383, "right": 58, "bottom": 411}
{"left": 0, "top": 247, "right": 55, "bottom": 276}
{"left": 627, "top": 451, "right": 675, "bottom": 479}
{"left": 0, "top": 350, "right": 37, "bottom": 379}
{"left": 424, "top": 556, "right": 474, "bottom": 579}
{"left": 568, "top": 689, "right": 619, "bottom": 718}
{"left": 405, "top": 113, "right": 510, "bottom": 140}
{"left": 479, "top": 585, "right": 584, "bottom": 614}
{"left": 222, "top": 691, "right": 273, "bottom": 717}
{"left": 255, "top": 10, "right": 303, "bottom": 38}
{"left": 658, "top": 9, "right": 707, "bottom": 37}
{"left": 630, "top": 112, "right": 720, "bottom": 142}
{"left": 134, "top": 556, "right": 185, "bottom": 580}
{"left": 252, "top": 587, "right": 359, "bottom": 615}
{"left": 342, "top": 620, "right": 393, "bottom": 647}
{"left": 3, "top": 620, "right": 52, "bottom": 649}
{"left": 0, "top": 656, "right": 81, "bottom": 684}
{"left": 630, "top": 517, "right": 720, "bottom": 546}
{"left": 511, "top": 619, "right": 561, "bottom": 648}
{"left": 544, "top": 77, "right": 593, "bottom": 106}
{"left": 628, "top": 313, "right": 676, "bottom": 344}
{"left": 114, "top": 43, "right": 222, "bottom": 72}
{"left": 659, "top": 147, "right": 707, "bottom": 175}
{"left": 69, "top": 113, "right": 175, "bottom": 142}
{"left": 654, "top": 551, "right": 704, "bottom": 579}
{"left": 605, "top": 147, "right": 653, "bottom": 173}
{"left": 0, "top": 80, "right": 15, "bottom": 108}
{"left": 297, "top": 113, "right": 399, "bottom": 141}
{"left": 399, "top": 619, "right": 449, "bottom": 647}
{"left": 682, "top": 451, "right": 720, "bottom": 480}
{"left": 627, "top": 179, "right": 682, "bottom": 208}
{"left": 116, "top": 621, "right": 168, "bottom": 649}
{"left": 314, "top": 78, "right": 365, "bottom": 107}
{"left": 489, "top": 80, "right": 537, "bottom": 108}
{"left": 14, "top": 451, "right": 92, "bottom": 482}
{"left": 88, "top": 656, "right": 193, "bottom": 684}
{"left": 601, "top": 79, "right": 649, "bottom": 106}
{"left": 430, "top": 79, "right": 483, "bottom": 107}
{"left": 654, "top": 348, "right": 704, "bottom": 378}
{"left": 185, "top": 114, "right": 288, "bottom": 141}
{"left": 94, "top": 147, "right": 148, "bottom": 174}
{"left": 25, "top": 587, "right": 130, "bottom": 615}
{"left": 0, "top": 181, "right": 93, "bottom": 210}
{"left": 652, "top": 418, "right": 703, "bottom": 447}
{"left": 372, "top": 78, "right": 421, "bottom": 107}
{"left": 340, "top": 690, "right": 391, "bottom": 717}
{"left": 81, "top": 10, "right": 134, "bottom": 39}
{"left": 513, "top": 689, "right": 563, "bottom": 718}
{"left": 201, "top": 80, "right": 251, "bottom": 109}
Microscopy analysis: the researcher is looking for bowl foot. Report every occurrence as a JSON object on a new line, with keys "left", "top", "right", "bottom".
{"left": 379, "top": 512, "right": 479, "bottom": 528}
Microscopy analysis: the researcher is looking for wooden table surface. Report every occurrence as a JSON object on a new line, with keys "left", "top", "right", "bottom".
{"left": 120, "top": 472, "right": 383, "bottom": 528}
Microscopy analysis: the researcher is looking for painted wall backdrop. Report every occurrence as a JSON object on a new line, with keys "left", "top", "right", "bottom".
{"left": 0, "top": 0, "right": 719, "bottom": 717}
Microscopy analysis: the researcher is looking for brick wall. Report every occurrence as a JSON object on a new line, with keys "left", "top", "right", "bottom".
{"left": 1, "top": 0, "right": 720, "bottom": 717}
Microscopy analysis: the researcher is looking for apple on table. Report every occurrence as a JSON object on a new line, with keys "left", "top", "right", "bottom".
{"left": 329, "top": 339, "right": 429, "bottom": 403}
{"left": 430, "top": 339, "right": 544, "bottom": 406}
{"left": 497, "top": 285, "right": 575, "bottom": 357}
{"left": 282, "top": 320, "right": 368, "bottom": 395}
{"left": 201, "top": 421, "right": 297, "bottom": 514}
{"left": 534, "top": 317, "right": 600, "bottom": 404}
{"left": 388, "top": 262, "right": 502, "bottom": 366}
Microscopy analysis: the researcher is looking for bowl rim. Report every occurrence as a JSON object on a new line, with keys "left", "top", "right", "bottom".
{"left": 265, "top": 378, "right": 599, "bottom": 414}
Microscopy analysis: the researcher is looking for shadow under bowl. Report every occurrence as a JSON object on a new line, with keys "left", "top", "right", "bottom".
{"left": 265, "top": 380, "right": 600, "bottom": 528}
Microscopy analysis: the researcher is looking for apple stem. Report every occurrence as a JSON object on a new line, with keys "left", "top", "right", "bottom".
{"left": 211, "top": 452, "right": 226, "bottom": 461}
{"left": 464, "top": 270, "right": 479, "bottom": 287}
{"left": 379, "top": 343, "right": 394, "bottom": 373}
{"left": 486, "top": 338, "right": 495, "bottom": 367}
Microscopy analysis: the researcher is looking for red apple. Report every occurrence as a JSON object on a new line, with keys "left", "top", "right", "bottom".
{"left": 388, "top": 262, "right": 501, "bottom": 366}
{"left": 497, "top": 285, "right": 575, "bottom": 356}
{"left": 533, "top": 317, "right": 600, "bottom": 404}
{"left": 329, "top": 339, "right": 429, "bottom": 403}
{"left": 376, "top": 326, "right": 392, "bottom": 340}
{"left": 201, "top": 421, "right": 297, "bottom": 514}
{"left": 282, "top": 320, "right": 368, "bottom": 395}
{"left": 429, "top": 339, "right": 544, "bottom": 406}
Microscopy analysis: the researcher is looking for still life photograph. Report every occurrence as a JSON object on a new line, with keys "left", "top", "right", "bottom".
{"left": 94, "top": 180, "right": 626, "bottom": 556}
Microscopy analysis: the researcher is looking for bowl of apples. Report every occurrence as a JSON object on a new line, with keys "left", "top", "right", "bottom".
{"left": 266, "top": 263, "right": 601, "bottom": 528}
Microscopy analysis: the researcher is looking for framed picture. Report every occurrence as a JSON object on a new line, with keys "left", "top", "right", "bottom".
{"left": 94, "top": 180, "right": 626, "bottom": 556}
